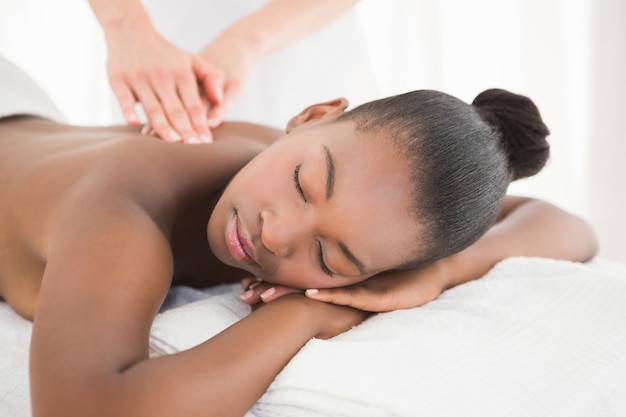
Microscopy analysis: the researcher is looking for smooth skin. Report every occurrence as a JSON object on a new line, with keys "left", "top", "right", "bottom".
{"left": 0, "top": 99, "right": 597, "bottom": 417}
{"left": 88, "top": 0, "right": 360, "bottom": 143}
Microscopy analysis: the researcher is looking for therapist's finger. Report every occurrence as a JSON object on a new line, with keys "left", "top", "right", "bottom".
{"left": 132, "top": 79, "right": 181, "bottom": 143}
{"left": 109, "top": 76, "right": 141, "bottom": 126}
{"left": 194, "top": 58, "right": 224, "bottom": 105}
{"left": 151, "top": 78, "right": 199, "bottom": 144}
{"left": 177, "top": 78, "right": 213, "bottom": 143}
{"left": 194, "top": 59, "right": 225, "bottom": 128}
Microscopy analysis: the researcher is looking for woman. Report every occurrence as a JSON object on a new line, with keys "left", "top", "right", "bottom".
{"left": 0, "top": 57, "right": 596, "bottom": 417}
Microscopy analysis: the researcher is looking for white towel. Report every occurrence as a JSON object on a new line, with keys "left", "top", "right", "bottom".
{"left": 149, "top": 257, "right": 626, "bottom": 417}
{"left": 0, "top": 303, "right": 32, "bottom": 417}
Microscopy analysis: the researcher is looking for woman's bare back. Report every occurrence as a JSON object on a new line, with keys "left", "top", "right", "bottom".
{"left": 0, "top": 116, "right": 278, "bottom": 318}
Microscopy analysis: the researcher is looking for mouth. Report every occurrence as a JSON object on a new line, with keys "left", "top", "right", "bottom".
{"left": 225, "top": 211, "right": 258, "bottom": 266}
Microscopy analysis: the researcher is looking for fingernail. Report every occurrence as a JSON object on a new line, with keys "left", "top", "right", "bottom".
{"left": 127, "top": 113, "right": 140, "bottom": 125}
{"left": 200, "top": 134, "right": 212, "bottom": 143}
{"left": 187, "top": 136, "right": 200, "bottom": 144}
{"left": 305, "top": 289, "right": 319, "bottom": 296}
{"left": 141, "top": 125, "right": 149, "bottom": 135}
{"left": 207, "top": 117, "right": 219, "bottom": 128}
{"left": 168, "top": 130, "right": 182, "bottom": 142}
{"left": 260, "top": 287, "right": 275, "bottom": 300}
{"left": 247, "top": 281, "right": 262, "bottom": 291}
{"left": 240, "top": 290, "right": 254, "bottom": 300}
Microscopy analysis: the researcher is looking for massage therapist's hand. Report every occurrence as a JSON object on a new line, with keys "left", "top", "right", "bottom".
{"left": 304, "top": 261, "right": 450, "bottom": 312}
{"left": 103, "top": 18, "right": 221, "bottom": 144}
{"left": 195, "top": 27, "right": 262, "bottom": 128}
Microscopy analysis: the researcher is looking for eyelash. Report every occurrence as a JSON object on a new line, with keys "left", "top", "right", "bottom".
{"left": 293, "top": 164, "right": 306, "bottom": 202}
{"left": 293, "top": 164, "right": 333, "bottom": 277}
{"left": 317, "top": 240, "right": 334, "bottom": 277}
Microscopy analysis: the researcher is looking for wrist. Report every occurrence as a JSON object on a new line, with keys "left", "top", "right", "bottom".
{"left": 215, "top": 24, "right": 269, "bottom": 62}
{"left": 98, "top": 6, "right": 154, "bottom": 44}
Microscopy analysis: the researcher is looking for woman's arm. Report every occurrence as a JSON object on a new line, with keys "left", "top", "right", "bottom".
{"left": 195, "top": 0, "right": 361, "bottom": 125}
{"left": 297, "top": 196, "right": 599, "bottom": 311}
{"left": 30, "top": 184, "right": 366, "bottom": 417}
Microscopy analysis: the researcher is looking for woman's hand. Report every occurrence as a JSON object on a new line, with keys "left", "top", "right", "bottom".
{"left": 239, "top": 277, "right": 302, "bottom": 305}
{"left": 105, "top": 22, "right": 220, "bottom": 144}
{"left": 239, "top": 261, "right": 449, "bottom": 313}
{"left": 305, "top": 262, "right": 449, "bottom": 312}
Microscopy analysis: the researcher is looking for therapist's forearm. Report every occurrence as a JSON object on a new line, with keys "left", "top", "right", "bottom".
{"left": 87, "top": 0, "right": 153, "bottom": 38}
{"left": 221, "top": 0, "right": 361, "bottom": 58}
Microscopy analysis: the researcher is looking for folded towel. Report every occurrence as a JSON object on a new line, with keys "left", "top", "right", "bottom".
{"left": 0, "top": 302, "right": 33, "bottom": 417}
{"left": 149, "top": 257, "right": 626, "bottom": 417}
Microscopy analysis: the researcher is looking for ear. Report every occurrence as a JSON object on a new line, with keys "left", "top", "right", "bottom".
{"left": 285, "top": 98, "right": 349, "bottom": 133}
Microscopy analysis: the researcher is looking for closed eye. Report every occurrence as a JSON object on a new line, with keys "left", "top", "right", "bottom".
{"left": 294, "top": 164, "right": 333, "bottom": 277}
{"left": 317, "top": 240, "right": 334, "bottom": 277}
{"left": 293, "top": 164, "right": 307, "bottom": 202}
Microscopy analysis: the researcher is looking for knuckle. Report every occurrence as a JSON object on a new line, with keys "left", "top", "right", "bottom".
{"left": 128, "top": 69, "right": 148, "bottom": 84}
{"left": 186, "top": 104, "right": 204, "bottom": 117}
{"left": 149, "top": 118, "right": 168, "bottom": 132}
{"left": 143, "top": 104, "right": 163, "bottom": 119}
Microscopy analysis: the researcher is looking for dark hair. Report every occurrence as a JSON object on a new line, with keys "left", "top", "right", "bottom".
{"left": 337, "top": 88, "right": 550, "bottom": 267}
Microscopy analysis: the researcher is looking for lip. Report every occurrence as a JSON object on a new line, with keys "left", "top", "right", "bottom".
{"left": 225, "top": 211, "right": 258, "bottom": 265}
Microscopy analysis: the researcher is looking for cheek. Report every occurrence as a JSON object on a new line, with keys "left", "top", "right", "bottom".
{"left": 263, "top": 258, "right": 326, "bottom": 289}
{"left": 265, "top": 259, "right": 363, "bottom": 290}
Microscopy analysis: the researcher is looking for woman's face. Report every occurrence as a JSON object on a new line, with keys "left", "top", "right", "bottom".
{"left": 208, "top": 110, "right": 422, "bottom": 289}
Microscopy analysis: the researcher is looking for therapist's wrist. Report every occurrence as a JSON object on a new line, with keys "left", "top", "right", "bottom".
{"left": 215, "top": 24, "right": 270, "bottom": 63}
{"left": 98, "top": 6, "right": 154, "bottom": 43}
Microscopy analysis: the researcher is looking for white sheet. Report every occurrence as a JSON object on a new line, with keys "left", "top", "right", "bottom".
{"left": 2, "top": 257, "right": 626, "bottom": 416}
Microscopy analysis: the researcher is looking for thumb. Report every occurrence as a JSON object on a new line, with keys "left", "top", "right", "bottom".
{"left": 193, "top": 57, "right": 225, "bottom": 105}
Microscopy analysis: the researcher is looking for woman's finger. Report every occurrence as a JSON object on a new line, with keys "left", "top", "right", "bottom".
{"left": 109, "top": 76, "right": 140, "bottom": 126}
{"left": 305, "top": 286, "right": 394, "bottom": 312}
{"left": 239, "top": 281, "right": 273, "bottom": 305}
{"left": 150, "top": 75, "right": 197, "bottom": 143}
{"left": 175, "top": 73, "right": 213, "bottom": 143}
{"left": 131, "top": 77, "right": 181, "bottom": 143}
{"left": 259, "top": 285, "right": 302, "bottom": 303}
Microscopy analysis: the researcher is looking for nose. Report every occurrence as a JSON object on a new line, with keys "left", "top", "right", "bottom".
{"left": 259, "top": 207, "right": 312, "bottom": 257}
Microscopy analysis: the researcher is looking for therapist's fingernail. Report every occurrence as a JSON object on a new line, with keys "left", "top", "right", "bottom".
{"left": 127, "top": 113, "right": 140, "bottom": 125}
{"left": 200, "top": 134, "right": 213, "bottom": 143}
{"left": 305, "top": 289, "right": 319, "bottom": 296}
{"left": 168, "top": 130, "right": 182, "bottom": 142}
{"left": 260, "top": 287, "right": 275, "bottom": 300}
{"left": 187, "top": 136, "right": 200, "bottom": 144}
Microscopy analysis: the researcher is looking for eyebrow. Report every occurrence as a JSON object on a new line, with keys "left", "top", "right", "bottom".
{"left": 339, "top": 242, "right": 367, "bottom": 275}
{"left": 321, "top": 145, "right": 366, "bottom": 276}
{"left": 323, "top": 145, "right": 335, "bottom": 201}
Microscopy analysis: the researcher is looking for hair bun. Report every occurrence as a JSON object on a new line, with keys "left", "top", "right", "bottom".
{"left": 472, "top": 89, "right": 550, "bottom": 181}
